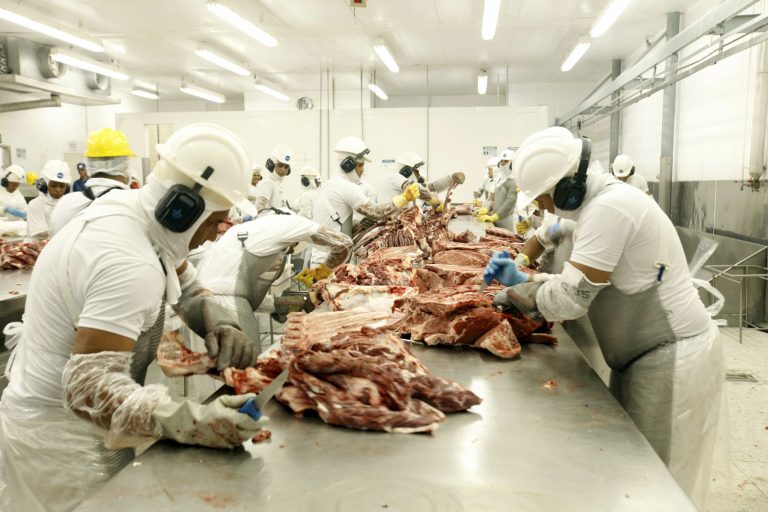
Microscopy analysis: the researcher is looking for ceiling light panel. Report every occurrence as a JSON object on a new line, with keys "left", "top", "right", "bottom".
{"left": 207, "top": 1, "right": 278, "bottom": 48}
{"left": 180, "top": 83, "right": 226, "bottom": 103}
{"left": 195, "top": 48, "right": 250, "bottom": 76}
{"left": 590, "top": 0, "right": 633, "bottom": 38}
{"left": 49, "top": 48, "right": 129, "bottom": 80}
{"left": 254, "top": 82, "right": 289, "bottom": 101}
{"left": 0, "top": 6, "right": 103, "bottom": 52}
{"left": 561, "top": 40, "right": 591, "bottom": 72}
{"left": 481, "top": 0, "right": 501, "bottom": 41}
{"left": 373, "top": 41, "right": 399, "bottom": 73}
{"left": 368, "top": 83, "right": 388, "bottom": 100}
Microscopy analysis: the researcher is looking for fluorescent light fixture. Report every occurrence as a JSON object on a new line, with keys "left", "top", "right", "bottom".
{"left": 481, "top": 0, "right": 501, "bottom": 41}
{"left": 560, "top": 40, "right": 591, "bottom": 72}
{"left": 49, "top": 48, "right": 129, "bottom": 80}
{"left": 131, "top": 88, "right": 159, "bottom": 100}
{"left": 0, "top": 7, "right": 103, "bottom": 53}
{"left": 373, "top": 41, "right": 399, "bottom": 73}
{"left": 590, "top": 0, "right": 633, "bottom": 38}
{"left": 134, "top": 79, "right": 157, "bottom": 90}
{"left": 477, "top": 71, "right": 488, "bottom": 95}
{"left": 195, "top": 48, "right": 250, "bottom": 77}
{"left": 254, "top": 82, "right": 289, "bottom": 101}
{"left": 367, "top": 83, "right": 388, "bottom": 100}
{"left": 207, "top": 1, "right": 278, "bottom": 48}
{"left": 180, "top": 83, "right": 226, "bottom": 103}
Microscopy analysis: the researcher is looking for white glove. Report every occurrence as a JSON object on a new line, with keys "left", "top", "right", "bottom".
{"left": 152, "top": 394, "right": 267, "bottom": 448}
{"left": 534, "top": 212, "right": 577, "bottom": 251}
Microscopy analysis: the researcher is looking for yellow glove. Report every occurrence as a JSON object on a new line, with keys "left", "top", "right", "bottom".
{"left": 393, "top": 183, "right": 421, "bottom": 208}
{"left": 475, "top": 207, "right": 489, "bottom": 217}
{"left": 295, "top": 264, "right": 333, "bottom": 287}
{"left": 472, "top": 198, "right": 482, "bottom": 207}
{"left": 478, "top": 213, "right": 499, "bottom": 223}
{"left": 516, "top": 219, "right": 531, "bottom": 235}
{"left": 314, "top": 264, "right": 332, "bottom": 281}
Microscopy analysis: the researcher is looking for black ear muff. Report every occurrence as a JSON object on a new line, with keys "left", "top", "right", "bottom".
{"left": 154, "top": 166, "right": 214, "bottom": 233}
{"left": 36, "top": 179, "right": 48, "bottom": 195}
{"left": 399, "top": 166, "right": 413, "bottom": 179}
{"left": 65, "top": 184, "right": 70, "bottom": 194}
{"left": 553, "top": 137, "right": 591, "bottom": 211}
{"left": 300, "top": 176, "right": 310, "bottom": 187}
{"left": 1, "top": 174, "right": 8, "bottom": 188}
{"left": 265, "top": 158, "right": 275, "bottom": 173}
{"left": 340, "top": 156, "right": 357, "bottom": 173}
{"left": 629, "top": 166, "right": 636, "bottom": 177}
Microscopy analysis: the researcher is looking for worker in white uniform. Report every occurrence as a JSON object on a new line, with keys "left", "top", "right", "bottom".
{"left": 472, "top": 157, "right": 498, "bottom": 209}
{"left": 483, "top": 127, "right": 723, "bottom": 508}
{"left": 247, "top": 164, "right": 263, "bottom": 202}
{"left": 310, "top": 135, "right": 420, "bottom": 266}
{"left": 26, "top": 160, "right": 71, "bottom": 239}
{"left": 295, "top": 165, "right": 321, "bottom": 219}
{"left": 379, "top": 151, "right": 465, "bottom": 209}
{"left": 50, "top": 128, "right": 135, "bottom": 236}
{"left": 611, "top": 154, "right": 651, "bottom": 195}
{"left": 253, "top": 144, "right": 293, "bottom": 216}
{"left": 194, "top": 215, "right": 351, "bottom": 344}
{"left": 477, "top": 148, "right": 518, "bottom": 231}
{"left": 0, "top": 123, "right": 266, "bottom": 512}
{"left": 0, "top": 165, "right": 28, "bottom": 220}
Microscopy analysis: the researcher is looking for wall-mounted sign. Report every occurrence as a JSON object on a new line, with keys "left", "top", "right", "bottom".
{"left": 482, "top": 146, "right": 497, "bottom": 156}
{"left": 381, "top": 159, "right": 395, "bottom": 165}
{"left": 15, "top": 148, "right": 26, "bottom": 159}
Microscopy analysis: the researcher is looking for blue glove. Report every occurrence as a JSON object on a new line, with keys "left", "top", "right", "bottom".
{"left": 241, "top": 214, "right": 253, "bottom": 223}
{"left": 483, "top": 251, "right": 529, "bottom": 286}
{"left": 3, "top": 207, "right": 26, "bottom": 220}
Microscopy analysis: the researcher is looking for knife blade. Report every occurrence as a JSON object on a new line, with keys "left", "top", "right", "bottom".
{"left": 238, "top": 367, "right": 290, "bottom": 420}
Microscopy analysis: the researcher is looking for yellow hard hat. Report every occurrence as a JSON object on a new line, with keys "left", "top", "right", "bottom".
{"left": 25, "top": 171, "right": 38, "bottom": 185}
{"left": 84, "top": 128, "right": 136, "bottom": 158}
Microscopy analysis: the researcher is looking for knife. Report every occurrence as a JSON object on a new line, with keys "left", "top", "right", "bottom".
{"left": 238, "top": 367, "right": 290, "bottom": 420}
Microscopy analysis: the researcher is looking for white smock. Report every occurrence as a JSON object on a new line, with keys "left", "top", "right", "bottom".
{"left": 295, "top": 185, "right": 318, "bottom": 219}
{"left": 379, "top": 173, "right": 407, "bottom": 200}
{"left": 352, "top": 178, "right": 378, "bottom": 225}
{"left": 0, "top": 175, "right": 224, "bottom": 512}
{"left": 49, "top": 177, "right": 130, "bottom": 235}
{"left": 254, "top": 172, "right": 285, "bottom": 215}
{"left": 0, "top": 187, "right": 28, "bottom": 219}
{"left": 310, "top": 172, "right": 368, "bottom": 266}
{"left": 25, "top": 193, "right": 59, "bottom": 239}
{"left": 624, "top": 173, "right": 650, "bottom": 193}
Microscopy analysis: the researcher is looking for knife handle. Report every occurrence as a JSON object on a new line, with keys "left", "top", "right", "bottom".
{"left": 238, "top": 399, "right": 263, "bottom": 420}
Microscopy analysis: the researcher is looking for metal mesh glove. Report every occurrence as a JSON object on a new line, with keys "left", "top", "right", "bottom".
{"left": 152, "top": 394, "right": 267, "bottom": 449}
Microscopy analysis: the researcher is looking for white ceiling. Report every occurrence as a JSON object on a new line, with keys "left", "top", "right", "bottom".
{"left": 0, "top": 0, "right": 703, "bottom": 100}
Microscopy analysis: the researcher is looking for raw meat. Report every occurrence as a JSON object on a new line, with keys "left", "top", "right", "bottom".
{"left": 411, "top": 263, "right": 484, "bottom": 291}
{"left": 0, "top": 241, "right": 46, "bottom": 270}
{"left": 277, "top": 330, "right": 481, "bottom": 433}
{"left": 484, "top": 226, "right": 523, "bottom": 242}
{"left": 311, "top": 282, "right": 418, "bottom": 311}
{"left": 157, "top": 331, "right": 216, "bottom": 377}
{"left": 433, "top": 250, "right": 490, "bottom": 268}
{"left": 393, "top": 286, "right": 522, "bottom": 359}
{"left": 354, "top": 207, "right": 426, "bottom": 260}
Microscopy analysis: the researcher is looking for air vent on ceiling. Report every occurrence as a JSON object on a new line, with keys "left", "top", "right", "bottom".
{"left": 296, "top": 97, "right": 313, "bottom": 110}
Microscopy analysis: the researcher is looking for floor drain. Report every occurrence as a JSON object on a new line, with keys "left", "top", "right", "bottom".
{"left": 726, "top": 372, "right": 758, "bottom": 383}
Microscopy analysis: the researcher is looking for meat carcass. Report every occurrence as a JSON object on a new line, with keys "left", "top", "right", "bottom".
{"left": 0, "top": 241, "right": 46, "bottom": 270}
{"left": 354, "top": 207, "right": 425, "bottom": 260}
{"left": 311, "top": 282, "right": 418, "bottom": 311}
{"left": 393, "top": 286, "right": 522, "bottom": 359}
{"left": 277, "top": 330, "right": 481, "bottom": 433}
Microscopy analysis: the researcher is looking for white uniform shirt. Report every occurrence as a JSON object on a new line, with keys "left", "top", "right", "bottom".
{"left": 296, "top": 188, "right": 318, "bottom": 219}
{"left": 311, "top": 174, "right": 368, "bottom": 265}
{"left": 380, "top": 174, "right": 407, "bottom": 201}
{"left": 624, "top": 174, "right": 650, "bottom": 193}
{"left": 570, "top": 183, "right": 710, "bottom": 340}
{"left": 5, "top": 214, "right": 165, "bottom": 407}
{"left": 353, "top": 178, "right": 378, "bottom": 224}
{"left": 0, "top": 187, "right": 28, "bottom": 219}
{"left": 50, "top": 178, "right": 129, "bottom": 235}
{"left": 26, "top": 194, "right": 59, "bottom": 238}
{"left": 197, "top": 215, "right": 319, "bottom": 295}
{"left": 254, "top": 173, "right": 285, "bottom": 214}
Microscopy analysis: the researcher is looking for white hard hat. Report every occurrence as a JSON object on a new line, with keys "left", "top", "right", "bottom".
{"left": 334, "top": 136, "right": 372, "bottom": 162}
{"left": 499, "top": 148, "right": 515, "bottom": 161}
{"left": 300, "top": 164, "right": 318, "bottom": 177}
{"left": 513, "top": 126, "right": 583, "bottom": 209}
{"left": 612, "top": 154, "right": 634, "bottom": 177}
{"left": 270, "top": 143, "right": 294, "bottom": 166}
{"left": 4, "top": 164, "right": 25, "bottom": 183}
{"left": 252, "top": 163, "right": 262, "bottom": 172}
{"left": 156, "top": 123, "right": 256, "bottom": 216}
{"left": 486, "top": 157, "right": 500, "bottom": 168}
{"left": 42, "top": 160, "right": 72, "bottom": 184}
{"left": 395, "top": 151, "right": 424, "bottom": 169}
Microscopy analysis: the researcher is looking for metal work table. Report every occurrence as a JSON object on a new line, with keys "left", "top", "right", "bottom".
{"left": 76, "top": 325, "right": 695, "bottom": 512}
{"left": 0, "top": 269, "right": 32, "bottom": 328}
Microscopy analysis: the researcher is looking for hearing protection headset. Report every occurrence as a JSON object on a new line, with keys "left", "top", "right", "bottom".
{"left": 398, "top": 160, "right": 424, "bottom": 180}
{"left": 340, "top": 148, "right": 371, "bottom": 173}
{"left": 300, "top": 176, "right": 310, "bottom": 187}
{"left": 1, "top": 172, "right": 10, "bottom": 188}
{"left": 36, "top": 178, "right": 71, "bottom": 195}
{"left": 154, "top": 165, "right": 214, "bottom": 233}
{"left": 266, "top": 157, "right": 292, "bottom": 176}
{"left": 553, "top": 136, "right": 591, "bottom": 211}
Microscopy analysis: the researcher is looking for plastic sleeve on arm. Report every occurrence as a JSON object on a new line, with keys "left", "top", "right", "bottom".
{"left": 427, "top": 176, "right": 453, "bottom": 193}
{"left": 356, "top": 199, "right": 397, "bottom": 220}
{"left": 311, "top": 227, "right": 352, "bottom": 268}
{"left": 254, "top": 196, "right": 270, "bottom": 213}
{"left": 535, "top": 262, "right": 610, "bottom": 322}
{"left": 62, "top": 351, "right": 171, "bottom": 450}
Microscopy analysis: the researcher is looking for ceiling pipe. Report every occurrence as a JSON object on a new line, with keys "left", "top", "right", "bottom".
{"left": 747, "top": 41, "right": 768, "bottom": 188}
{"left": 0, "top": 94, "right": 61, "bottom": 112}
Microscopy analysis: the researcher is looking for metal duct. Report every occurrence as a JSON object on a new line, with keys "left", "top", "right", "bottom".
{"left": 748, "top": 42, "right": 768, "bottom": 182}
{"left": 0, "top": 94, "right": 61, "bottom": 112}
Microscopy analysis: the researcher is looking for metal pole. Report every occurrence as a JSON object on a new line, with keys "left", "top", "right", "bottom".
{"left": 609, "top": 59, "right": 623, "bottom": 164}
{"left": 659, "top": 12, "right": 681, "bottom": 219}
{"left": 426, "top": 65, "right": 430, "bottom": 181}
{"left": 360, "top": 66, "right": 364, "bottom": 138}
{"left": 319, "top": 68, "right": 323, "bottom": 180}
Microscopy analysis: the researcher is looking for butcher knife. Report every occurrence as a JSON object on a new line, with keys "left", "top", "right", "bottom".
{"left": 238, "top": 367, "right": 290, "bottom": 420}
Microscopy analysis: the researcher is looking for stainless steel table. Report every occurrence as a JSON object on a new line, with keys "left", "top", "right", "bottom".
{"left": 75, "top": 325, "right": 695, "bottom": 512}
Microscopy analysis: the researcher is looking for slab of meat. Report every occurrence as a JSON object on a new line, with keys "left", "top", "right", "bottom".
{"left": 433, "top": 250, "right": 490, "bottom": 268}
{"left": 354, "top": 207, "right": 426, "bottom": 260}
{"left": 328, "top": 261, "right": 414, "bottom": 287}
{"left": 157, "top": 331, "right": 216, "bottom": 376}
{"left": 432, "top": 239, "right": 505, "bottom": 256}
{"left": 311, "top": 282, "right": 418, "bottom": 311}
{"left": 451, "top": 204, "right": 474, "bottom": 216}
{"left": 277, "top": 331, "right": 481, "bottom": 433}
{"left": 392, "top": 286, "right": 522, "bottom": 359}
{"left": 484, "top": 226, "right": 524, "bottom": 242}
{"left": 0, "top": 241, "right": 46, "bottom": 270}
{"left": 365, "top": 244, "right": 424, "bottom": 263}
{"left": 411, "top": 263, "right": 484, "bottom": 291}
